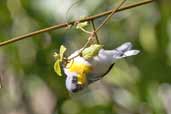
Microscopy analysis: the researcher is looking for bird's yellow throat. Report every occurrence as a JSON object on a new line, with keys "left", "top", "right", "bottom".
{"left": 66, "top": 59, "right": 92, "bottom": 84}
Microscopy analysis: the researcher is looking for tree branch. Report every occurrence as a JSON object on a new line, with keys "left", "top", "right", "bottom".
{"left": 0, "top": 0, "right": 154, "bottom": 47}
{"left": 91, "top": 20, "right": 99, "bottom": 44}
{"left": 95, "top": 0, "right": 127, "bottom": 33}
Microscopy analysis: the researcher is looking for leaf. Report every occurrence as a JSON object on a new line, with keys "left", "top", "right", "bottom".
{"left": 59, "top": 45, "right": 67, "bottom": 61}
{"left": 76, "top": 21, "right": 88, "bottom": 29}
{"left": 53, "top": 45, "right": 67, "bottom": 77}
{"left": 82, "top": 44, "right": 103, "bottom": 59}
{"left": 53, "top": 52, "right": 60, "bottom": 59}
{"left": 54, "top": 59, "right": 62, "bottom": 76}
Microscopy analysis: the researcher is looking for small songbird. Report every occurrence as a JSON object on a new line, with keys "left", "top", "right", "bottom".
{"left": 54, "top": 42, "right": 140, "bottom": 93}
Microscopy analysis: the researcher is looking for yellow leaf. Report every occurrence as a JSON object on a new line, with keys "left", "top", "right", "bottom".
{"left": 59, "top": 45, "right": 67, "bottom": 61}
{"left": 54, "top": 60, "right": 62, "bottom": 76}
{"left": 53, "top": 52, "right": 60, "bottom": 59}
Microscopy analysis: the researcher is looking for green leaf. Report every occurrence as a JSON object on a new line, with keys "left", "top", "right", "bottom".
{"left": 54, "top": 59, "right": 62, "bottom": 76}
{"left": 76, "top": 21, "right": 88, "bottom": 29}
{"left": 53, "top": 52, "right": 60, "bottom": 59}
{"left": 82, "top": 44, "right": 103, "bottom": 59}
{"left": 53, "top": 45, "right": 67, "bottom": 77}
{"left": 59, "top": 45, "right": 67, "bottom": 61}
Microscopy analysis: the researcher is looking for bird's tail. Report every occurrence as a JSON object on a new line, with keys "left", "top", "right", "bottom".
{"left": 113, "top": 42, "right": 140, "bottom": 59}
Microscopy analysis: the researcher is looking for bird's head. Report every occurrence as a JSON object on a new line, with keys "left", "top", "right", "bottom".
{"left": 64, "top": 56, "right": 92, "bottom": 92}
{"left": 65, "top": 72, "right": 87, "bottom": 92}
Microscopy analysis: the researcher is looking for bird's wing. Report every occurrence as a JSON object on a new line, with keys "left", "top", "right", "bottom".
{"left": 87, "top": 64, "right": 114, "bottom": 84}
{"left": 86, "top": 42, "right": 140, "bottom": 83}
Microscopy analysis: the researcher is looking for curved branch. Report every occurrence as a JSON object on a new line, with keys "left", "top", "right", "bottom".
{"left": 0, "top": 0, "right": 154, "bottom": 47}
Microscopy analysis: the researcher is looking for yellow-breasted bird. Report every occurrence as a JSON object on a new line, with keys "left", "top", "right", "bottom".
{"left": 54, "top": 42, "right": 140, "bottom": 93}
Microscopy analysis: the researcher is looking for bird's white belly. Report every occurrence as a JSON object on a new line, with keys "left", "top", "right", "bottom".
{"left": 88, "top": 54, "right": 113, "bottom": 76}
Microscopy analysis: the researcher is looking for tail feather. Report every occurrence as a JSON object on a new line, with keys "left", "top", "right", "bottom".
{"left": 113, "top": 42, "right": 140, "bottom": 59}
{"left": 116, "top": 42, "right": 132, "bottom": 52}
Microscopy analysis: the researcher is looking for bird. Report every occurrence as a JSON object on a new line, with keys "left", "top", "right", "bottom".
{"left": 58, "top": 42, "right": 140, "bottom": 93}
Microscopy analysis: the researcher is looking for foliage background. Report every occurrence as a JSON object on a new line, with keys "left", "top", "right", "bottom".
{"left": 0, "top": 0, "right": 171, "bottom": 114}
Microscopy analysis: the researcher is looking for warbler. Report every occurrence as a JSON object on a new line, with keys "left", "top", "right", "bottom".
{"left": 59, "top": 42, "right": 140, "bottom": 93}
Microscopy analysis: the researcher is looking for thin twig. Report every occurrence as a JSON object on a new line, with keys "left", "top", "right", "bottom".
{"left": 91, "top": 20, "right": 100, "bottom": 44}
{"left": 0, "top": 73, "right": 3, "bottom": 88}
{"left": 0, "top": 0, "right": 153, "bottom": 47}
{"left": 67, "top": 35, "right": 93, "bottom": 61}
{"left": 78, "top": 27, "right": 92, "bottom": 34}
{"left": 79, "top": 0, "right": 127, "bottom": 46}
{"left": 68, "top": 0, "right": 127, "bottom": 60}
{"left": 72, "top": 0, "right": 127, "bottom": 59}
{"left": 95, "top": 0, "right": 127, "bottom": 33}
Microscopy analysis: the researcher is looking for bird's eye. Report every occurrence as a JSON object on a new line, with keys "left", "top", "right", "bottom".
{"left": 72, "top": 76, "right": 77, "bottom": 83}
{"left": 70, "top": 76, "right": 84, "bottom": 93}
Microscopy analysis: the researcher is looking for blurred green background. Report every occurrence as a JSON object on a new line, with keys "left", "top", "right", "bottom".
{"left": 0, "top": 0, "right": 171, "bottom": 114}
